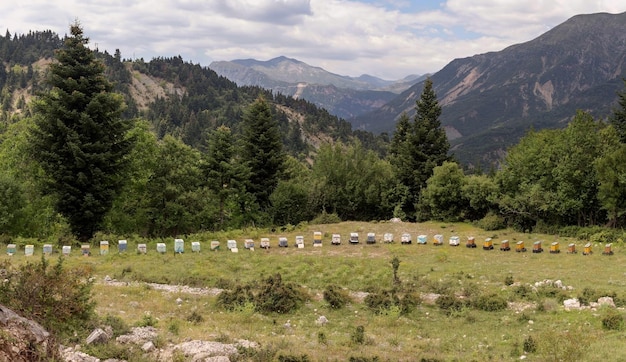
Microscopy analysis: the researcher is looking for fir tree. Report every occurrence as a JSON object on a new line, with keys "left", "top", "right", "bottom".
{"left": 240, "top": 97, "right": 286, "bottom": 211}
{"left": 611, "top": 78, "right": 626, "bottom": 143}
{"left": 30, "top": 22, "right": 132, "bottom": 241}
{"left": 389, "top": 78, "right": 450, "bottom": 220}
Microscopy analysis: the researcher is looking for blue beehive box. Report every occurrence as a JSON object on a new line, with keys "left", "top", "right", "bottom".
{"left": 118, "top": 240, "right": 127, "bottom": 253}
{"left": 43, "top": 244, "right": 53, "bottom": 255}
{"left": 417, "top": 235, "right": 427, "bottom": 244}
{"left": 81, "top": 244, "right": 90, "bottom": 256}
{"left": 25, "top": 245, "right": 34, "bottom": 256}
{"left": 7, "top": 244, "right": 16, "bottom": 255}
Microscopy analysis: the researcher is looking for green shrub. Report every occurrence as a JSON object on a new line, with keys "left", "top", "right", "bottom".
{"left": 255, "top": 274, "right": 308, "bottom": 314}
{"left": 349, "top": 357, "right": 380, "bottom": 362}
{"left": 186, "top": 310, "right": 204, "bottom": 324}
{"left": 278, "top": 354, "right": 311, "bottom": 362}
{"left": 0, "top": 256, "right": 96, "bottom": 342}
{"left": 601, "top": 308, "right": 624, "bottom": 331}
{"left": 311, "top": 211, "right": 341, "bottom": 225}
{"left": 472, "top": 293, "right": 508, "bottom": 312}
{"left": 137, "top": 313, "right": 158, "bottom": 327}
{"left": 436, "top": 294, "right": 467, "bottom": 315}
{"left": 474, "top": 213, "right": 506, "bottom": 231}
{"left": 365, "top": 289, "right": 399, "bottom": 313}
{"left": 323, "top": 285, "right": 351, "bottom": 309}
{"left": 504, "top": 274, "right": 514, "bottom": 286}
{"left": 523, "top": 335, "right": 537, "bottom": 353}
{"left": 351, "top": 325, "right": 366, "bottom": 345}
{"left": 102, "top": 314, "right": 130, "bottom": 337}
{"left": 217, "top": 285, "right": 255, "bottom": 311}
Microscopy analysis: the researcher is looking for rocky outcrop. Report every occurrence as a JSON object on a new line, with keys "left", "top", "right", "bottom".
{"left": 0, "top": 304, "right": 59, "bottom": 361}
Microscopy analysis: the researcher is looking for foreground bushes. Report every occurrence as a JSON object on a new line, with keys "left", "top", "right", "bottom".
{"left": 0, "top": 256, "right": 96, "bottom": 342}
{"left": 217, "top": 273, "right": 308, "bottom": 314}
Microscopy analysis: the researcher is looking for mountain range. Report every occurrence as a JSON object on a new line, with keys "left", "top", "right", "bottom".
{"left": 211, "top": 12, "right": 626, "bottom": 167}
{"left": 209, "top": 56, "right": 424, "bottom": 120}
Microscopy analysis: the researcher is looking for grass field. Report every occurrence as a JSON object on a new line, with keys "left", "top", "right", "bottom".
{"left": 2, "top": 221, "right": 626, "bottom": 361}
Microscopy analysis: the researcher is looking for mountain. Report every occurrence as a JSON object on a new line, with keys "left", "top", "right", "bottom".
{"left": 0, "top": 32, "right": 387, "bottom": 158}
{"left": 209, "top": 56, "right": 423, "bottom": 120}
{"left": 353, "top": 12, "right": 626, "bottom": 166}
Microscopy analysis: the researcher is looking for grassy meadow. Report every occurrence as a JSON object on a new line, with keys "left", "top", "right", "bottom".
{"left": 2, "top": 221, "right": 626, "bottom": 361}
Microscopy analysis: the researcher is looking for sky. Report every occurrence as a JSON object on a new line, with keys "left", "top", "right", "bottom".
{"left": 1, "top": 0, "right": 625, "bottom": 80}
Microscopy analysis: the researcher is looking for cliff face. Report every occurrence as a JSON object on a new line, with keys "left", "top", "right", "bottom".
{"left": 354, "top": 12, "right": 626, "bottom": 165}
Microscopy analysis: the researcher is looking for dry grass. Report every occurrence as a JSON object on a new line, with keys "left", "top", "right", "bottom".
{"left": 2, "top": 221, "right": 625, "bottom": 361}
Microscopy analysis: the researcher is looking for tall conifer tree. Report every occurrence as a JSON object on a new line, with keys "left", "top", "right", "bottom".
{"left": 240, "top": 97, "right": 286, "bottom": 210}
{"left": 389, "top": 78, "right": 450, "bottom": 220}
{"left": 30, "top": 22, "right": 132, "bottom": 241}
{"left": 611, "top": 78, "right": 626, "bottom": 143}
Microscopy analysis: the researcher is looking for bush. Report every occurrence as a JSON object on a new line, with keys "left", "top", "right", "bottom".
{"left": 365, "top": 289, "right": 399, "bottom": 313}
{"left": 278, "top": 354, "right": 310, "bottom": 362}
{"left": 0, "top": 256, "right": 96, "bottom": 342}
{"left": 351, "top": 325, "right": 366, "bottom": 345}
{"left": 472, "top": 293, "right": 508, "bottom": 312}
{"left": 217, "top": 285, "right": 255, "bottom": 311}
{"left": 311, "top": 211, "right": 341, "bottom": 225}
{"left": 474, "top": 212, "right": 506, "bottom": 231}
{"left": 217, "top": 274, "right": 308, "bottom": 314}
{"left": 601, "top": 308, "right": 624, "bottom": 331}
{"left": 102, "top": 314, "right": 130, "bottom": 337}
{"left": 436, "top": 294, "right": 467, "bottom": 315}
{"left": 323, "top": 285, "right": 351, "bottom": 309}
{"left": 349, "top": 357, "right": 380, "bottom": 362}
{"left": 523, "top": 335, "right": 537, "bottom": 353}
{"left": 255, "top": 274, "right": 308, "bottom": 314}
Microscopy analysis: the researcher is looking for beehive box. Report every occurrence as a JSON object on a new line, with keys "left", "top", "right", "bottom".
{"left": 118, "top": 240, "right": 127, "bottom": 253}
{"left": 174, "top": 238, "right": 184, "bottom": 253}
{"left": 137, "top": 244, "right": 147, "bottom": 254}
{"left": 43, "top": 244, "right": 53, "bottom": 255}
{"left": 156, "top": 242, "right": 166, "bottom": 254}
{"left": 192, "top": 241, "right": 201, "bottom": 252}
{"left": 100, "top": 241, "right": 109, "bottom": 255}
{"left": 417, "top": 235, "right": 427, "bottom": 244}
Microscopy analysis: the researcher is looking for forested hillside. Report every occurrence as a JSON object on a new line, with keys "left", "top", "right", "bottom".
{"left": 1, "top": 25, "right": 626, "bottom": 244}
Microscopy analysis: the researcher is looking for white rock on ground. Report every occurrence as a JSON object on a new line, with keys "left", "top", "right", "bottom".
{"left": 115, "top": 326, "right": 158, "bottom": 345}
{"left": 563, "top": 298, "right": 581, "bottom": 310}
{"left": 598, "top": 296, "right": 615, "bottom": 307}
{"left": 158, "top": 340, "right": 238, "bottom": 361}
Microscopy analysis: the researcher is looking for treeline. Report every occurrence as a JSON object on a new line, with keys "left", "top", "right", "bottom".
{"left": 1, "top": 26, "right": 625, "bottom": 245}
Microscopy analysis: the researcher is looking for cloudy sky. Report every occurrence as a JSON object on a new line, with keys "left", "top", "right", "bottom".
{"left": 2, "top": 0, "right": 625, "bottom": 79}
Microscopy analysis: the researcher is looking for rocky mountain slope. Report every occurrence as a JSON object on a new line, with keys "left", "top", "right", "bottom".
{"left": 353, "top": 12, "right": 626, "bottom": 165}
{"left": 210, "top": 56, "right": 423, "bottom": 120}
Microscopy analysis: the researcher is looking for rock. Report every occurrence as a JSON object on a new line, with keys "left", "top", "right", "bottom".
{"left": 159, "top": 340, "right": 238, "bottom": 361}
{"left": 86, "top": 328, "right": 110, "bottom": 345}
{"left": 142, "top": 341, "right": 156, "bottom": 352}
{"left": 116, "top": 326, "right": 158, "bottom": 345}
{"left": 0, "top": 304, "right": 59, "bottom": 361}
{"left": 421, "top": 293, "right": 441, "bottom": 305}
{"left": 316, "top": 315, "right": 329, "bottom": 325}
{"left": 390, "top": 217, "right": 402, "bottom": 223}
{"left": 598, "top": 296, "right": 616, "bottom": 307}
{"left": 176, "top": 297, "right": 183, "bottom": 305}
{"left": 61, "top": 348, "right": 100, "bottom": 362}
{"left": 563, "top": 298, "right": 581, "bottom": 310}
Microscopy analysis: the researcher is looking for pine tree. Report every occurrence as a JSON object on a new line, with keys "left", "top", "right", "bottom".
{"left": 204, "top": 125, "right": 249, "bottom": 228}
{"left": 30, "top": 22, "right": 132, "bottom": 241}
{"left": 389, "top": 78, "right": 450, "bottom": 220}
{"left": 240, "top": 97, "right": 286, "bottom": 211}
{"left": 611, "top": 78, "right": 626, "bottom": 143}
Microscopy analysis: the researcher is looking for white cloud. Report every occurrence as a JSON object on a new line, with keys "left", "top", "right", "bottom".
{"left": 0, "top": 0, "right": 624, "bottom": 79}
